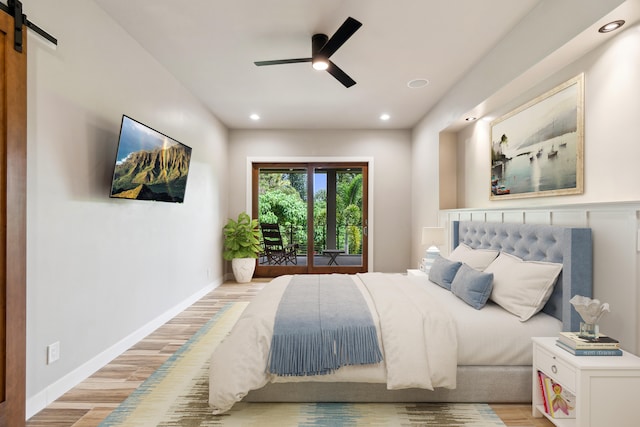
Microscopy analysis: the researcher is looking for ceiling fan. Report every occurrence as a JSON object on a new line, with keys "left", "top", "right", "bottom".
{"left": 254, "top": 17, "right": 362, "bottom": 88}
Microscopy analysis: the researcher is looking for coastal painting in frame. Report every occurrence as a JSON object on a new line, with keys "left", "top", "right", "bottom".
{"left": 490, "top": 74, "right": 584, "bottom": 200}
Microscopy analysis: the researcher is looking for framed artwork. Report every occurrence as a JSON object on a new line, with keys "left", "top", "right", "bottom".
{"left": 490, "top": 74, "right": 584, "bottom": 200}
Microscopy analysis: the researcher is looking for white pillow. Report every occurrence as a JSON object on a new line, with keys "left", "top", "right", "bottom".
{"left": 448, "top": 243, "right": 499, "bottom": 271}
{"left": 484, "top": 252, "right": 562, "bottom": 321}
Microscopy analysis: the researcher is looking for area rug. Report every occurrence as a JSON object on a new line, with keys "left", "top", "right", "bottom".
{"left": 99, "top": 302, "right": 506, "bottom": 426}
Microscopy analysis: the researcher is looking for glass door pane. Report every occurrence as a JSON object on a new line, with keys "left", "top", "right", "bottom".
{"left": 311, "top": 166, "right": 363, "bottom": 270}
{"left": 255, "top": 167, "right": 308, "bottom": 276}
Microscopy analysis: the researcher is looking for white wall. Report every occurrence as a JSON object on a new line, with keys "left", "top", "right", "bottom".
{"left": 24, "top": 0, "right": 228, "bottom": 417}
{"left": 228, "top": 129, "right": 412, "bottom": 273}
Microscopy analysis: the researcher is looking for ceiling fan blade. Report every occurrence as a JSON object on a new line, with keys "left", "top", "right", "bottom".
{"left": 319, "top": 17, "right": 362, "bottom": 58}
{"left": 326, "top": 60, "right": 356, "bottom": 88}
{"left": 254, "top": 58, "right": 311, "bottom": 66}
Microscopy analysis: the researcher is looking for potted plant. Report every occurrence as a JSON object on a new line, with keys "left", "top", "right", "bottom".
{"left": 223, "top": 212, "right": 261, "bottom": 283}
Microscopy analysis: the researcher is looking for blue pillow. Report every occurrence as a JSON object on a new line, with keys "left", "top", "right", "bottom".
{"left": 428, "top": 255, "right": 462, "bottom": 290}
{"left": 451, "top": 263, "right": 494, "bottom": 309}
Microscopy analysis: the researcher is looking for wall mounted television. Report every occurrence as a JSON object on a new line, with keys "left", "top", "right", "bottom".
{"left": 110, "top": 115, "right": 192, "bottom": 203}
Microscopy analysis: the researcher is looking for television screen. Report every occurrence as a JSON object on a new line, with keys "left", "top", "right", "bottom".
{"left": 110, "top": 115, "right": 192, "bottom": 203}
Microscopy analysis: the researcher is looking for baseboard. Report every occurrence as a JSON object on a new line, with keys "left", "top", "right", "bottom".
{"left": 25, "top": 279, "right": 222, "bottom": 420}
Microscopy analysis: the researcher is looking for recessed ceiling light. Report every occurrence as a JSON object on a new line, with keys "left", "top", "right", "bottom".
{"left": 380, "top": 113, "right": 390, "bottom": 121}
{"left": 598, "top": 20, "right": 625, "bottom": 33}
{"left": 250, "top": 113, "right": 260, "bottom": 121}
{"left": 407, "top": 78, "right": 429, "bottom": 89}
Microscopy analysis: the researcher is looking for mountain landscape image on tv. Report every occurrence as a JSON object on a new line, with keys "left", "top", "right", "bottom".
{"left": 110, "top": 115, "right": 192, "bottom": 203}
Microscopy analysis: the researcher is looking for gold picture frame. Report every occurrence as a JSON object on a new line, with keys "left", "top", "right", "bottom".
{"left": 490, "top": 74, "right": 584, "bottom": 200}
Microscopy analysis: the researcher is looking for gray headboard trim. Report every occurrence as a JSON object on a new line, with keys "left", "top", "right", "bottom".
{"left": 452, "top": 221, "right": 592, "bottom": 331}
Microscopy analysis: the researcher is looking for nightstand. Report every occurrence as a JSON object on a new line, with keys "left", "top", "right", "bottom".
{"left": 532, "top": 336, "right": 640, "bottom": 427}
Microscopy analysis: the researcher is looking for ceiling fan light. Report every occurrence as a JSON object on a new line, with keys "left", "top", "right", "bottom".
{"left": 312, "top": 59, "right": 329, "bottom": 71}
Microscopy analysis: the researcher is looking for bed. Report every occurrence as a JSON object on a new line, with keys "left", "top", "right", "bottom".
{"left": 209, "top": 221, "right": 592, "bottom": 413}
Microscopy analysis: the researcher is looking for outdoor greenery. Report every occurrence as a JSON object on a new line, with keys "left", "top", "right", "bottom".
{"left": 258, "top": 170, "right": 363, "bottom": 254}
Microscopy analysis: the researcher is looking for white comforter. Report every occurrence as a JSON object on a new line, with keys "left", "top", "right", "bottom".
{"left": 208, "top": 273, "right": 458, "bottom": 414}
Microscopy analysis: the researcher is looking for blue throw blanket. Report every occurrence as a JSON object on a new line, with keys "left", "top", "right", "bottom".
{"left": 268, "top": 274, "right": 383, "bottom": 376}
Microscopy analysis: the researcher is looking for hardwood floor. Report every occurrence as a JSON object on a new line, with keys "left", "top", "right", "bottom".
{"left": 26, "top": 279, "right": 552, "bottom": 427}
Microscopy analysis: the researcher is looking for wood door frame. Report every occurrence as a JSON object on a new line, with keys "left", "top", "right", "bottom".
{"left": 249, "top": 158, "right": 372, "bottom": 277}
{"left": 306, "top": 162, "right": 368, "bottom": 275}
{"left": 251, "top": 163, "right": 308, "bottom": 277}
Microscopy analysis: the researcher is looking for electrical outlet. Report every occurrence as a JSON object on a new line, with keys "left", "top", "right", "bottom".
{"left": 47, "top": 341, "right": 60, "bottom": 364}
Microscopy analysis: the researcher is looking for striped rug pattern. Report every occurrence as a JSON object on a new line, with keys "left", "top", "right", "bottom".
{"left": 99, "top": 302, "right": 506, "bottom": 426}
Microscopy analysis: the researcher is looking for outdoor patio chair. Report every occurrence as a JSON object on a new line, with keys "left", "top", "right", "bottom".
{"left": 260, "top": 223, "right": 298, "bottom": 265}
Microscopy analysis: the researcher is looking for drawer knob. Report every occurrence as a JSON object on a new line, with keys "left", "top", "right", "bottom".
{"left": 551, "top": 364, "right": 558, "bottom": 374}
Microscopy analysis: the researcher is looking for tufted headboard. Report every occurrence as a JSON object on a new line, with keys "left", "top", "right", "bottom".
{"left": 452, "top": 221, "right": 592, "bottom": 331}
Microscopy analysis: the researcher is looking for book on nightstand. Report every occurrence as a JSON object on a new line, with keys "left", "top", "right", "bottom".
{"left": 539, "top": 371, "right": 576, "bottom": 418}
{"left": 558, "top": 331, "right": 620, "bottom": 349}
{"left": 556, "top": 340, "right": 622, "bottom": 356}
{"left": 537, "top": 371, "right": 549, "bottom": 413}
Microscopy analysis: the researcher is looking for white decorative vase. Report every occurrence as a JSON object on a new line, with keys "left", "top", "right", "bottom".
{"left": 231, "top": 258, "right": 256, "bottom": 283}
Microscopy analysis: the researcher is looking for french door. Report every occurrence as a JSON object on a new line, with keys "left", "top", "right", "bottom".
{"left": 252, "top": 162, "right": 368, "bottom": 277}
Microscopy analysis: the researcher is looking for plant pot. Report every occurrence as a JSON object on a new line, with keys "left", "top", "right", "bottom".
{"left": 231, "top": 258, "right": 256, "bottom": 283}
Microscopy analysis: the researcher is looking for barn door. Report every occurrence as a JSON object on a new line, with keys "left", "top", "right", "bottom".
{"left": 0, "top": 5, "right": 27, "bottom": 426}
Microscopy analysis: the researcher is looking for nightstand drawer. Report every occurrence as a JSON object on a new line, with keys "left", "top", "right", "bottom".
{"left": 536, "top": 345, "right": 576, "bottom": 392}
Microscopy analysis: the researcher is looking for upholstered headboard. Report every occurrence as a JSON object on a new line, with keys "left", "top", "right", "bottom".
{"left": 452, "top": 221, "right": 592, "bottom": 331}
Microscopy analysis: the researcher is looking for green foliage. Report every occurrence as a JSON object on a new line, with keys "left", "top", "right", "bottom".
{"left": 222, "top": 212, "right": 262, "bottom": 260}
{"left": 258, "top": 174, "right": 308, "bottom": 250}
{"left": 343, "top": 204, "right": 362, "bottom": 253}
{"left": 347, "top": 225, "right": 361, "bottom": 253}
{"left": 335, "top": 173, "right": 362, "bottom": 227}
{"left": 259, "top": 172, "right": 301, "bottom": 196}
{"left": 343, "top": 204, "right": 361, "bottom": 225}
{"left": 258, "top": 190, "right": 306, "bottom": 228}
{"left": 313, "top": 202, "right": 327, "bottom": 252}
{"left": 288, "top": 173, "right": 307, "bottom": 202}
{"left": 343, "top": 174, "right": 363, "bottom": 206}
